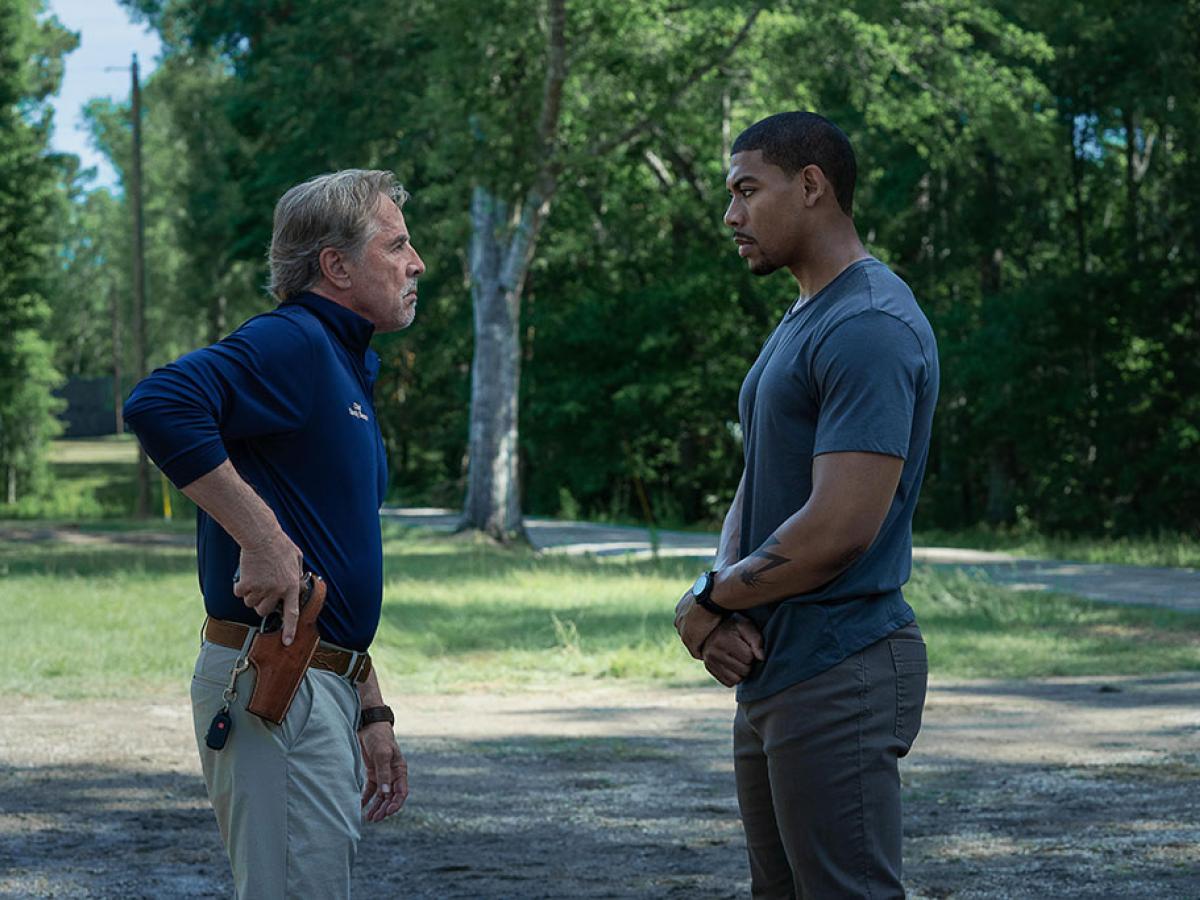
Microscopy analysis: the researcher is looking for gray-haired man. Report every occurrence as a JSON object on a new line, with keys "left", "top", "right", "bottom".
{"left": 125, "top": 170, "right": 425, "bottom": 898}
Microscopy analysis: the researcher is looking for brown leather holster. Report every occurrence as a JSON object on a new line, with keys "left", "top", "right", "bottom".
{"left": 245, "top": 573, "right": 327, "bottom": 725}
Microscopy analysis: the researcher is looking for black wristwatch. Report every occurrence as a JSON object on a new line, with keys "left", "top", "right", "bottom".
{"left": 358, "top": 705, "right": 395, "bottom": 730}
{"left": 690, "top": 570, "right": 730, "bottom": 617}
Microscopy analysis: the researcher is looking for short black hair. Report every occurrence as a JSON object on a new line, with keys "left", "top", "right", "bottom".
{"left": 731, "top": 112, "right": 857, "bottom": 216}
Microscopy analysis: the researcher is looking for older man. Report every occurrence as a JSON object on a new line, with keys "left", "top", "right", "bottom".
{"left": 676, "top": 113, "right": 938, "bottom": 898}
{"left": 124, "top": 170, "right": 425, "bottom": 898}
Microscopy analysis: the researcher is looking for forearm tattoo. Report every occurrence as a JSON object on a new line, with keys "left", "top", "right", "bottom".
{"left": 739, "top": 534, "right": 790, "bottom": 587}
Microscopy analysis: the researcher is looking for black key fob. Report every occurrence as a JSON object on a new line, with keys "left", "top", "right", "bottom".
{"left": 206, "top": 708, "right": 233, "bottom": 750}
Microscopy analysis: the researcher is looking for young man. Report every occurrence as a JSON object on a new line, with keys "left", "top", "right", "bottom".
{"left": 124, "top": 170, "right": 425, "bottom": 899}
{"left": 675, "top": 113, "right": 939, "bottom": 898}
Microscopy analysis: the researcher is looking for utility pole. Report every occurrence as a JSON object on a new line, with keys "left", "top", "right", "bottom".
{"left": 111, "top": 284, "right": 122, "bottom": 435}
{"left": 130, "top": 53, "right": 150, "bottom": 517}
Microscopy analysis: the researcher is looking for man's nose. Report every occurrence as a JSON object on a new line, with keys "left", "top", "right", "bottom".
{"left": 723, "top": 199, "right": 740, "bottom": 228}
{"left": 408, "top": 249, "right": 426, "bottom": 277}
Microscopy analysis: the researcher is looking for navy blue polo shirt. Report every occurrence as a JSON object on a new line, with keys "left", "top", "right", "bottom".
{"left": 123, "top": 292, "right": 389, "bottom": 651}
{"left": 735, "top": 258, "right": 939, "bottom": 702}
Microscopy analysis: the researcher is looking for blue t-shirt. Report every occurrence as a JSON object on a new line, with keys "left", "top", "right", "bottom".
{"left": 735, "top": 258, "right": 939, "bottom": 702}
{"left": 123, "top": 292, "right": 389, "bottom": 651}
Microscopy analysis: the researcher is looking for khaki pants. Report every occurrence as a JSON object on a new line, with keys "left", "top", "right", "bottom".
{"left": 190, "top": 639, "right": 365, "bottom": 900}
{"left": 734, "top": 622, "right": 928, "bottom": 899}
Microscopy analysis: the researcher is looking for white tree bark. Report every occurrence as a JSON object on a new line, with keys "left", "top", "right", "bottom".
{"left": 462, "top": 187, "right": 525, "bottom": 538}
{"left": 460, "top": 0, "right": 566, "bottom": 541}
{"left": 459, "top": 1, "right": 760, "bottom": 540}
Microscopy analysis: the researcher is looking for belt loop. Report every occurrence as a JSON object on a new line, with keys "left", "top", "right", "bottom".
{"left": 343, "top": 650, "right": 361, "bottom": 682}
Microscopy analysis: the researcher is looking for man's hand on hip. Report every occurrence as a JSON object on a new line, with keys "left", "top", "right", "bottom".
{"left": 702, "top": 616, "right": 765, "bottom": 687}
{"left": 232, "top": 529, "right": 304, "bottom": 644}
{"left": 359, "top": 724, "right": 409, "bottom": 822}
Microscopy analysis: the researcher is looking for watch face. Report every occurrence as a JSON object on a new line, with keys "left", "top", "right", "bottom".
{"left": 691, "top": 572, "right": 710, "bottom": 598}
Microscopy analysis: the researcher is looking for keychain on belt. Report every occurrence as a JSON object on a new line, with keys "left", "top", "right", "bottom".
{"left": 204, "top": 564, "right": 256, "bottom": 751}
{"left": 205, "top": 654, "right": 249, "bottom": 750}
{"left": 203, "top": 602, "right": 286, "bottom": 750}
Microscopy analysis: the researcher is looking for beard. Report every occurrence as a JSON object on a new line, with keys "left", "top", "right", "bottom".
{"left": 393, "top": 279, "right": 419, "bottom": 329}
{"left": 748, "top": 250, "right": 781, "bottom": 276}
{"left": 397, "top": 299, "right": 417, "bottom": 329}
{"left": 392, "top": 292, "right": 417, "bottom": 330}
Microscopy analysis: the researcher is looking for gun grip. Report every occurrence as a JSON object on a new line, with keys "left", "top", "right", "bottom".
{"left": 244, "top": 574, "right": 327, "bottom": 725}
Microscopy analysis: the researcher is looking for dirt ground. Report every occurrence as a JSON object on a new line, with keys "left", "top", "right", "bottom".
{"left": 0, "top": 675, "right": 1197, "bottom": 899}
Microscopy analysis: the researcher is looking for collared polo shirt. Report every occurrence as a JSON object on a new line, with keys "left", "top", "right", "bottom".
{"left": 124, "top": 292, "right": 389, "bottom": 651}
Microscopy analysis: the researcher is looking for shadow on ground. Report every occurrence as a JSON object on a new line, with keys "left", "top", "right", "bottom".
{"left": 2, "top": 677, "right": 1198, "bottom": 899}
{"left": 0, "top": 732, "right": 746, "bottom": 900}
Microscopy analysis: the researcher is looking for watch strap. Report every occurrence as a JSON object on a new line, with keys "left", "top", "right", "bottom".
{"left": 358, "top": 705, "right": 394, "bottom": 730}
{"left": 694, "top": 571, "right": 730, "bottom": 617}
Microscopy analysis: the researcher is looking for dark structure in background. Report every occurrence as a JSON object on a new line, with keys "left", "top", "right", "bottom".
{"left": 56, "top": 376, "right": 126, "bottom": 438}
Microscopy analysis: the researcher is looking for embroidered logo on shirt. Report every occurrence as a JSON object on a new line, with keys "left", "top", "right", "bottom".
{"left": 348, "top": 402, "right": 370, "bottom": 422}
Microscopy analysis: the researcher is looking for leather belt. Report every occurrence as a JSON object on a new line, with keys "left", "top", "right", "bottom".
{"left": 203, "top": 617, "right": 373, "bottom": 685}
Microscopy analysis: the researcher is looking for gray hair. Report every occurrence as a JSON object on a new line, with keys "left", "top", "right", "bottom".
{"left": 268, "top": 169, "right": 409, "bottom": 302}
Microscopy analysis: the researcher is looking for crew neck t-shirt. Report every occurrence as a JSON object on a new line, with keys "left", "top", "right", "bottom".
{"left": 735, "top": 257, "right": 940, "bottom": 703}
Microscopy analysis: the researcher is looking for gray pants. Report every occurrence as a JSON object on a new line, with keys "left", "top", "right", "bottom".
{"left": 190, "top": 639, "right": 365, "bottom": 900}
{"left": 733, "top": 622, "right": 927, "bottom": 899}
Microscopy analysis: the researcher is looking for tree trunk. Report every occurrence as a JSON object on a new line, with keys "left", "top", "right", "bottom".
{"left": 1122, "top": 106, "right": 1141, "bottom": 267}
{"left": 461, "top": 187, "right": 525, "bottom": 540}
{"left": 459, "top": 0, "right": 566, "bottom": 541}
{"left": 208, "top": 293, "right": 227, "bottom": 344}
{"left": 457, "top": 1, "right": 759, "bottom": 540}
{"left": 1066, "top": 110, "right": 1088, "bottom": 276}
{"left": 131, "top": 55, "right": 151, "bottom": 517}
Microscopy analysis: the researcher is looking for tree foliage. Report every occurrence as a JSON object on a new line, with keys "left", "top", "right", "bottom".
{"left": 36, "top": 0, "right": 1200, "bottom": 534}
{"left": 0, "top": 0, "right": 74, "bottom": 505}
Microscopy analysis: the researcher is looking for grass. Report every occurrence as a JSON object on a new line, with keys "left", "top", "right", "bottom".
{"left": 1, "top": 524, "right": 1196, "bottom": 701}
{"left": 0, "top": 435, "right": 193, "bottom": 520}
{"left": 915, "top": 526, "right": 1200, "bottom": 569}
{"left": 1, "top": 438, "right": 1195, "bottom": 699}
{"left": 908, "top": 565, "right": 1200, "bottom": 678}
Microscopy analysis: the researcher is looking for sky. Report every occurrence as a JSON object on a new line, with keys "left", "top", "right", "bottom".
{"left": 45, "top": 0, "right": 162, "bottom": 190}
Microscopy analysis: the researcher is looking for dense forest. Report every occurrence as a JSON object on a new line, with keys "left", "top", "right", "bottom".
{"left": 3, "top": 0, "right": 1198, "bottom": 536}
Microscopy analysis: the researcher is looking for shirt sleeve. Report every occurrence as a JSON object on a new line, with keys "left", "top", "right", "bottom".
{"left": 123, "top": 314, "right": 317, "bottom": 488}
{"left": 811, "top": 310, "right": 927, "bottom": 460}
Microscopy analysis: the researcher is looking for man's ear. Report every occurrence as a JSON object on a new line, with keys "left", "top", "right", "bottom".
{"left": 800, "top": 164, "right": 826, "bottom": 208}
{"left": 318, "top": 246, "right": 352, "bottom": 289}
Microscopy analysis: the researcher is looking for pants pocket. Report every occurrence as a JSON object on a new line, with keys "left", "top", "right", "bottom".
{"left": 889, "top": 638, "right": 928, "bottom": 753}
{"left": 277, "top": 674, "right": 315, "bottom": 750}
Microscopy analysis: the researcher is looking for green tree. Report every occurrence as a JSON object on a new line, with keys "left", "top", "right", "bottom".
{"left": 0, "top": 0, "right": 75, "bottom": 506}
{"left": 87, "top": 0, "right": 1200, "bottom": 538}
{"left": 120, "top": 0, "right": 766, "bottom": 538}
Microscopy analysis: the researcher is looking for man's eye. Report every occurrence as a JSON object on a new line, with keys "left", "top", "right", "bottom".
{"left": 740, "top": 190, "right": 754, "bottom": 198}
